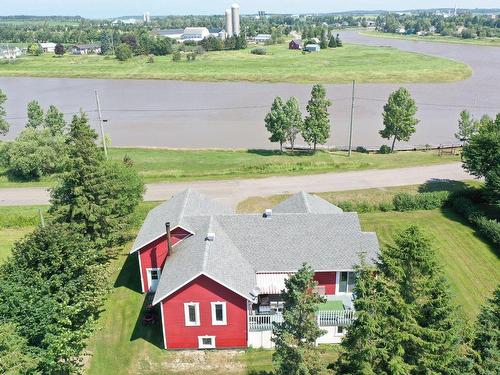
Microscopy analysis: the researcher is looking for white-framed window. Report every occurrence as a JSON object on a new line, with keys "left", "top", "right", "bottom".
{"left": 338, "top": 271, "right": 356, "bottom": 294}
{"left": 146, "top": 268, "right": 161, "bottom": 292}
{"left": 198, "top": 335, "right": 216, "bottom": 349}
{"left": 184, "top": 302, "right": 200, "bottom": 326}
{"left": 336, "top": 326, "right": 345, "bottom": 336}
{"left": 211, "top": 302, "right": 227, "bottom": 325}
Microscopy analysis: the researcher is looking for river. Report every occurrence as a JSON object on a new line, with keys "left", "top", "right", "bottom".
{"left": 0, "top": 31, "right": 499, "bottom": 149}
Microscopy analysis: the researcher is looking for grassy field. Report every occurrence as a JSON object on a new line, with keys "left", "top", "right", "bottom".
{"left": 0, "top": 43, "right": 471, "bottom": 83}
{"left": 0, "top": 148, "right": 461, "bottom": 188}
{"left": 361, "top": 30, "right": 500, "bottom": 47}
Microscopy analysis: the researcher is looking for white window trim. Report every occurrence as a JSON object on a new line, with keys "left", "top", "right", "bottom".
{"left": 146, "top": 268, "right": 161, "bottom": 292}
{"left": 211, "top": 302, "right": 227, "bottom": 326}
{"left": 198, "top": 335, "right": 216, "bottom": 349}
{"left": 336, "top": 271, "right": 355, "bottom": 295}
{"left": 184, "top": 302, "right": 200, "bottom": 326}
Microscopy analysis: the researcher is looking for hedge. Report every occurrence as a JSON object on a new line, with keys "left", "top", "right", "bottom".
{"left": 393, "top": 191, "right": 451, "bottom": 211}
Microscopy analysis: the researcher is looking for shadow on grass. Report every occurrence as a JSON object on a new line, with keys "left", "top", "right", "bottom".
{"left": 439, "top": 207, "right": 499, "bottom": 258}
{"left": 418, "top": 179, "right": 469, "bottom": 193}
{"left": 114, "top": 252, "right": 142, "bottom": 293}
{"left": 130, "top": 294, "right": 164, "bottom": 349}
{"left": 247, "top": 149, "right": 315, "bottom": 157}
{"left": 248, "top": 371, "right": 273, "bottom": 375}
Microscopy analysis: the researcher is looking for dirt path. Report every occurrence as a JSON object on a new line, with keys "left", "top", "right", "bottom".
{"left": 0, "top": 163, "right": 473, "bottom": 207}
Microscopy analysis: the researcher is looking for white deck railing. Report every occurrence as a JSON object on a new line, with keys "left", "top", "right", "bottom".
{"left": 248, "top": 310, "right": 355, "bottom": 332}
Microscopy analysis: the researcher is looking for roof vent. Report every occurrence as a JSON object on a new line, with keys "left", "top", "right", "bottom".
{"left": 206, "top": 232, "right": 216, "bottom": 241}
{"left": 264, "top": 208, "right": 272, "bottom": 218}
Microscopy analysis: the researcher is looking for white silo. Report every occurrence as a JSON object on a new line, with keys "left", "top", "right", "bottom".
{"left": 231, "top": 3, "right": 240, "bottom": 36}
{"left": 225, "top": 9, "right": 233, "bottom": 37}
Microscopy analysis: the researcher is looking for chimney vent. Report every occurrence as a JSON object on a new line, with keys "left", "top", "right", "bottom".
{"left": 206, "top": 232, "right": 216, "bottom": 241}
{"left": 264, "top": 208, "right": 272, "bottom": 218}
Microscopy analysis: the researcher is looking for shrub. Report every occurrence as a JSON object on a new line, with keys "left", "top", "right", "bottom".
{"left": 54, "top": 43, "right": 65, "bottom": 56}
{"left": 147, "top": 54, "right": 154, "bottom": 63}
{"left": 379, "top": 145, "right": 392, "bottom": 154}
{"left": 115, "top": 43, "right": 133, "bottom": 61}
{"left": 186, "top": 52, "right": 197, "bottom": 61}
{"left": 393, "top": 191, "right": 450, "bottom": 212}
{"left": 251, "top": 47, "right": 267, "bottom": 55}
{"left": 172, "top": 51, "right": 181, "bottom": 62}
{"left": 355, "top": 146, "right": 369, "bottom": 154}
{"left": 378, "top": 201, "right": 395, "bottom": 212}
{"left": 27, "top": 43, "right": 42, "bottom": 56}
{"left": 473, "top": 215, "right": 500, "bottom": 245}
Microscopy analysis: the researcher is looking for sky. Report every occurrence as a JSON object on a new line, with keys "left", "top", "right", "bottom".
{"left": 2, "top": 0, "right": 499, "bottom": 18}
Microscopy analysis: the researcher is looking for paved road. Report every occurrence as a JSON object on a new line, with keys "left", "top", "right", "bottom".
{"left": 0, "top": 163, "right": 473, "bottom": 207}
{"left": 1, "top": 32, "right": 499, "bottom": 149}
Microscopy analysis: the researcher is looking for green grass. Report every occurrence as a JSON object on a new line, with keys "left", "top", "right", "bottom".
{"left": 0, "top": 148, "right": 461, "bottom": 188}
{"left": 361, "top": 30, "right": 500, "bottom": 47}
{"left": 318, "top": 301, "right": 345, "bottom": 311}
{"left": 0, "top": 228, "right": 33, "bottom": 263}
{"left": 0, "top": 43, "right": 471, "bottom": 83}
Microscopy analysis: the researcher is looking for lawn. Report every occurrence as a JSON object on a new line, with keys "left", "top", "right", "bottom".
{"left": 0, "top": 148, "right": 460, "bottom": 188}
{"left": 361, "top": 30, "right": 500, "bottom": 47}
{"left": 0, "top": 43, "right": 471, "bottom": 83}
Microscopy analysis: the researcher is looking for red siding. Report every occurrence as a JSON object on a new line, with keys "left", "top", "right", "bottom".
{"left": 137, "top": 227, "right": 191, "bottom": 293}
{"left": 314, "top": 272, "right": 336, "bottom": 295}
{"left": 161, "top": 274, "right": 248, "bottom": 349}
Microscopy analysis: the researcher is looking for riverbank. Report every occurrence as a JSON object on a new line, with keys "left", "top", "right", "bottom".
{"left": 0, "top": 43, "right": 471, "bottom": 83}
{"left": 360, "top": 30, "right": 500, "bottom": 47}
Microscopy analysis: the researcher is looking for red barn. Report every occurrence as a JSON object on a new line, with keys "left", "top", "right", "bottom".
{"left": 130, "top": 189, "right": 379, "bottom": 349}
{"left": 289, "top": 39, "right": 303, "bottom": 49}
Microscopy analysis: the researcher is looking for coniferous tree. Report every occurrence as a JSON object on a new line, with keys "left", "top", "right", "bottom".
{"left": 49, "top": 112, "right": 144, "bottom": 246}
{"left": 284, "top": 97, "right": 303, "bottom": 152}
{"left": 0, "top": 323, "right": 39, "bottom": 373}
{"left": 335, "top": 33, "right": 343, "bottom": 47}
{"left": 472, "top": 285, "right": 499, "bottom": 374}
{"left": 328, "top": 34, "right": 337, "bottom": 48}
{"left": 302, "top": 84, "right": 332, "bottom": 151}
{"left": 265, "top": 97, "right": 288, "bottom": 152}
{"left": 100, "top": 30, "right": 113, "bottom": 54}
{"left": 272, "top": 263, "right": 326, "bottom": 375}
{"left": 379, "top": 87, "right": 419, "bottom": 152}
{"left": 26, "top": 100, "right": 44, "bottom": 129}
{"left": 44, "top": 104, "right": 66, "bottom": 136}
{"left": 0, "top": 89, "right": 8, "bottom": 136}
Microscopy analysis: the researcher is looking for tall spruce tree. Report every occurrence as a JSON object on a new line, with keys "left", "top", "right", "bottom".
{"left": 472, "top": 285, "right": 499, "bottom": 374}
{"left": 265, "top": 97, "right": 288, "bottom": 151}
{"left": 302, "top": 84, "right": 332, "bottom": 151}
{"left": 49, "top": 112, "right": 144, "bottom": 246}
{"left": 26, "top": 100, "right": 44, "bottom": 129}
{"left": 380, "top": 88, "right": 419, "bottom": 152}
{"left": 0, "top": 89, "right": 8, "bottom": 136}
{"left": 284, "top": 97, "right": 303, "bottom": 152}
{"left": 272, "top": 263, "right": 326, "bottom": 375}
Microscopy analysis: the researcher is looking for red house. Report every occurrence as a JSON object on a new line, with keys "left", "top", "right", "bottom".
{"left": 289, "top": 39, "right": 303, "bottom": 50}
{"left": 130, "top": 189, "right": 379, "bottom": 349}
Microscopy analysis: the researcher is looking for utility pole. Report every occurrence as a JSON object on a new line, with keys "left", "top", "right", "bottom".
{"left": 95, "top": 89, "right": 108, "bottom": 159}
{"left": 348, "top": 80, "right": 356, "bottom": 157}
{"left": 38, "top": 208, "right": 45, "bottom": 228}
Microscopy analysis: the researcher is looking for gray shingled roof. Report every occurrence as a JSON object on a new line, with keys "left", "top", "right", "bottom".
{"left": 272, "top": 191, "right": 343, "bottom": 214}
{"left": 131, "top": 190, "right": 380, "bottom": 305}
{"left": 130, "top": 189, "right": 233, "bottom": 253}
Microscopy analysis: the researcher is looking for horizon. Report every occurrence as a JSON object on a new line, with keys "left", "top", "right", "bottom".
{"left": 1, "top": 0, "right": 499, "bottom": 18}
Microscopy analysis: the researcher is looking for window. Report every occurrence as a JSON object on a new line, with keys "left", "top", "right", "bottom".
{"left": 198, "top": 335, "right": 216, "bottom": 349}
{"left": 184, "top": 303, "right": 200, "bottom": 326}
{"left": 339, "top": 272, "right": 356, "bottom": 294}
{"left": 211, "top": 302, "right": 227, "bottom": 325}
{"left": 337, "top": 326, "right": 344, "bottom": 334}
{"left": 150, "top": 269, "right": 159, "bottom": 280}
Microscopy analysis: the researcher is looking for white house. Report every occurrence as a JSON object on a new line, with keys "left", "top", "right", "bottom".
{"left": 305, "top": 44, "right": 321, "bottom": 52}
{"left": 255, "top": 34, "right": 272, "bottom": 43}
{"left": 39, "top": 42, "right": 57, "bottom": 53}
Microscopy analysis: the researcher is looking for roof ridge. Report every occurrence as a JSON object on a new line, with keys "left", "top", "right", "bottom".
{"left": 300, "top": 191, "right": 311, "bottom": 212}
{"left": 202, "top": 215, "right": 214, "bottom": 271}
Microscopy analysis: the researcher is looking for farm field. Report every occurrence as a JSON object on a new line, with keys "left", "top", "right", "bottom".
{"left": 361, "top": 30, "right": 500, "bottom": 47}
{"left": 0, "top": 43, "right": 471, "bottom": 83}
{"left": 0, "top": 148, "right": 460, "bottom": 188}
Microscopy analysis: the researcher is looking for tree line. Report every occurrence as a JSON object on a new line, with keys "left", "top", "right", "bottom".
{"left": 0, "top": 106, "right": 144, "bottom": 372}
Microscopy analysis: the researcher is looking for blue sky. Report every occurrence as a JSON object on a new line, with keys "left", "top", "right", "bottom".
{"left": 3, "top": 0, "right": 499, "bottom": 18}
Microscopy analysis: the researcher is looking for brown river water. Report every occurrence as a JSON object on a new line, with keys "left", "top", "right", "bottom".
{"left": 0, "top": 31, "right": 499, "bottom": 149}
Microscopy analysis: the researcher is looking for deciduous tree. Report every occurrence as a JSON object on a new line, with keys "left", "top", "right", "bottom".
{"left": 0, "top": 89, "right": 8, "bottom": 136}
{"left": 265, "top": 97, "right": 287, "bottom": 151}
{"left": 379, "top": 87, "right": 419, "bottom": 152}
{"left": 44, "top": 104, "right": 66, "bottom": 135}
{"left": 455, "top": 110, "right": 478, "bottom": 143}
{"left": 302, "top": 84, "right": 332, "bottom": 151}
{"left": 0, "top": 323, "right": 39, "bottom": 374}
{"left": 54, "top": 43, "right": 65, "bottom": 56}
{"left": 284, "top": 97, "right": 303, "bottom": 152}
{"left": 115, "top": 43, "right": 132, "bottom": 61}
{"left": 272, "top": 263, "right": 326, "bottom": 375}
{"left": 26, "top": 100, "right": 44, "bottom": 129}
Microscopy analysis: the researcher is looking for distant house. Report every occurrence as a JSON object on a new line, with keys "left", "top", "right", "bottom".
{"left": 289, "top": 39, "right": 302, "bottom": 49}
{"left": 304, "top": 44, "right": 321, "bottom": 52}
{"left": 72, "top": 44, "right": 101, "bottom": 55}
{"left": 181, "top": 27, "right": 210, "bottom": 42}
{"left": 310, "top": 37, "right": 320, "bottom": 44}
{"left": 0, "top": 46, "right": 22, "bottom": 59}
{"left": 255, "top": 34, "right": 272, "bottom": 44}
{"left": 157, "top": 29, "right": 185, "bottom": 40}
{"left": 397, "top": 27, "right": 406, "bottom": 34}
{"left": 130, "top": 189, "right": 379, "bottom": 350}
{"left": 208, "top": 28, "right": 226, "bottom": 39}
{"left": 39, "top": 42, "right": 57, "bottom": 53}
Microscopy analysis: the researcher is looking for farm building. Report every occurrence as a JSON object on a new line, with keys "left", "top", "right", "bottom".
{"left": 72, "top": 44, "right": 101, "bottom": 55}
{"left": 157, "top": 29, "right": 185, "bottom": 40}
{"left": 289, "top": 39, "right": 303, "bottom": 49}
{"left": 255, "top": 34, "right": 272, "bottom": 43}
{"left": 130, "top": 189, "right": 379, "bottom": 350}
{"left": 305, "top": 44, "right": 321, "bottom": 52}
{"left": 182, "top": 27, "right": 210, "bottom": 42}
{"left": 39, "top": 42, "right": 57, "bottom": 53}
